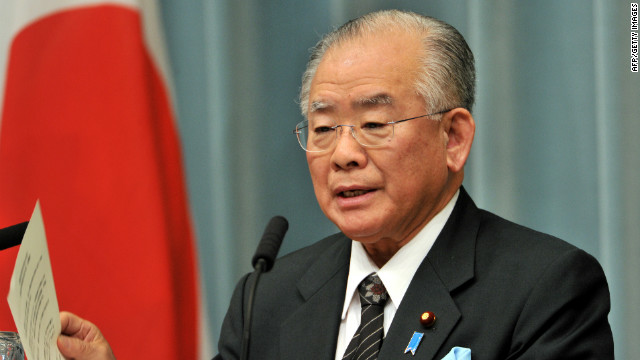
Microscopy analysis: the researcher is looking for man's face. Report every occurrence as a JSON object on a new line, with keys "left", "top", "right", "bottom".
{"left": 306, "top": 31, "right": 456, "bottom": 251}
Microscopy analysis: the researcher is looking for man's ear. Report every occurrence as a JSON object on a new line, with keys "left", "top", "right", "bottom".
{"left": 444, "top": 108, "right": 475, "bottom": 173}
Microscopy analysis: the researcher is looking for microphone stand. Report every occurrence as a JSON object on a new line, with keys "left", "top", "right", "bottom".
{"left": 241, "top": 258, "right": 267, "bottom": 360}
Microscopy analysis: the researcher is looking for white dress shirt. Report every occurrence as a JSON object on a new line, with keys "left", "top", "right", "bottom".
{"left": 334, "top": 190, "right": 459, "bottom": 359}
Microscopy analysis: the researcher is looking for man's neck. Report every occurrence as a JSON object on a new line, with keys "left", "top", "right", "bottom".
{"left": 363, "top": 185, "right": 461, "bottom": 267}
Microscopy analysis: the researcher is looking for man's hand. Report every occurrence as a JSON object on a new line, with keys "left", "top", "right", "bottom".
{"left": 57, "top": 311, "right": 116, "bottom": 360}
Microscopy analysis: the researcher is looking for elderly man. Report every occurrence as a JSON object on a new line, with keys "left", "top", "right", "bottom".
{"left": 57, "top": 9, "right": 613, "bottom": 360}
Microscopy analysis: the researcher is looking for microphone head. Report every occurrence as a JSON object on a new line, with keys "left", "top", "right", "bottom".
{"left": 251, "top": 216, "right": 288, "bottom": 271}
{"left": 0, "top": 221, "right": 29, "bottom": 251}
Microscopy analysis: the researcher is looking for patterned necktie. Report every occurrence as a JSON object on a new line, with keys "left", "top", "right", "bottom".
{"left": 342, "top": 273, "right": 388, "bottom": 360}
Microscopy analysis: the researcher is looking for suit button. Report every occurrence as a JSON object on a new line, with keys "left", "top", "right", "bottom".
{"left": 420, "top": 311, "right": 436, "bottom": 327}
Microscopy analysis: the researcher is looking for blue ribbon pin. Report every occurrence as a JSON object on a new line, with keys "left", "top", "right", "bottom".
{"left": 404, "top": 331, "right": 424, "bottom": 355}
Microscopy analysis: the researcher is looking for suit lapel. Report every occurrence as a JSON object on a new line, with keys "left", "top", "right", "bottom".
{"left": 380, "top": 188, "right": 480, "bottom": 360}
{"left": 280, "top": 235, "right": 351, "bottom": 360}
{"left": 379, "top": 260, "right": 462, "bottom": 359}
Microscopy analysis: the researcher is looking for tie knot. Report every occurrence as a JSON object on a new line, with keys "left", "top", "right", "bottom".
{"left": 358, "top": 273, "right": 388, "bottom": 306}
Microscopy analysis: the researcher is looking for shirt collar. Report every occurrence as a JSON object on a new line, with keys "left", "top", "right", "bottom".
{"left": 341, "top": 189, "right": 460, "bottom": 319}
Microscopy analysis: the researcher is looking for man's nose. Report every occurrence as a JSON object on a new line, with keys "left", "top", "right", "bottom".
{"left": 330, "top": 125, "right": 367, "bottom": 169}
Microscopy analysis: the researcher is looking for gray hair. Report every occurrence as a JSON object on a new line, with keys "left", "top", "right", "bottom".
{"left": 299, "top": 10, "right": 475, "bottom": 117}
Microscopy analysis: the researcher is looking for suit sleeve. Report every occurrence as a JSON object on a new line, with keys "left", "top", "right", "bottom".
{"left": 507, "top": 248, "right": 614, "bottom": 359}
{"left": 215, "top": 273, "right": 251, "bottom": 360}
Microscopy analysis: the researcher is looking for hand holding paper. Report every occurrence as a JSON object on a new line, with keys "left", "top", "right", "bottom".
{"left": 6, "top": 202, "right": 115, "bottom": 360}
{"left": 57, "top": 311, "right": 116, "bottom": 360}
{"left": 7, "top": 202, "right": 64, "bottom": 360}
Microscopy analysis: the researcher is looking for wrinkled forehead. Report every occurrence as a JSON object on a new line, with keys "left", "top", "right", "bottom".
{"left": 308, "top": 32, "right": 424, "bottom": 115}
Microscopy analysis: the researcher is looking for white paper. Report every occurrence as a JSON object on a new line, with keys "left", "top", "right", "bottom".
{"left": 7, "top": 201, "right": 64, "bottom": 360}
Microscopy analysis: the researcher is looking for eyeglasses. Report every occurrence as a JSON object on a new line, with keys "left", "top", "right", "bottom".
{"left": 293, "top": 108, "right": 454, "bottom": 152}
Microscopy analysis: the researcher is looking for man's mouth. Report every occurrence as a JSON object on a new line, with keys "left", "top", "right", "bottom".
{"left": 339, "top": 189, "right": 374, "bottom": 198}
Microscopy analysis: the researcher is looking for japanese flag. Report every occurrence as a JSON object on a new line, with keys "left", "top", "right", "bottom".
{"left": 0, "top": 0, "right": 205, "bottom": 358}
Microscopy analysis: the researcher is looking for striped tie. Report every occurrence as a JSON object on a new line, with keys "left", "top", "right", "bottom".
{"left": 342, "top": 273, "right": 388, "bottom": 360}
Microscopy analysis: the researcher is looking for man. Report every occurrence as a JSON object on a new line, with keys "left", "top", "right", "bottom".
{"left": 57, "top": 9, "right": 614, "bottom": 360}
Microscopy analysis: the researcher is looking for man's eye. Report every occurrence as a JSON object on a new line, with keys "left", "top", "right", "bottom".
{"left": 362, "top": 122, "right": 387, "bottom": 130}
{"left": 314, "top": 126, "right": 334, "bottom": 134}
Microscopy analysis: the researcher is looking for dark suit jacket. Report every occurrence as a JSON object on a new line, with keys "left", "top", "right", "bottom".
{"left": 216, "top": 188, "right": 614, "bottom": 359}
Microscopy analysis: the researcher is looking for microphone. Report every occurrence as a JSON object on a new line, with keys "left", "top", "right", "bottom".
{"left": 241, "top": 216, "right": 288, "bottom": 360}
{"left": 251, "top": 215, "right": 288, "bottom": 272}
{"left": 0, "top": 221, "right": 29, "bottom": 251}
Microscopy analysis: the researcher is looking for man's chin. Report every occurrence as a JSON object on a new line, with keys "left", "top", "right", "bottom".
{"left": 339, "top": 227, "right": 382, "bottom": 243}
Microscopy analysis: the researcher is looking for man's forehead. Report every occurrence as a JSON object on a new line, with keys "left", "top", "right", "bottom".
{"left": 309, "top": 93, "right": 394, "bottom": 113}
{"left": 307, "top": 31, "right": 422, "bottom": 114}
